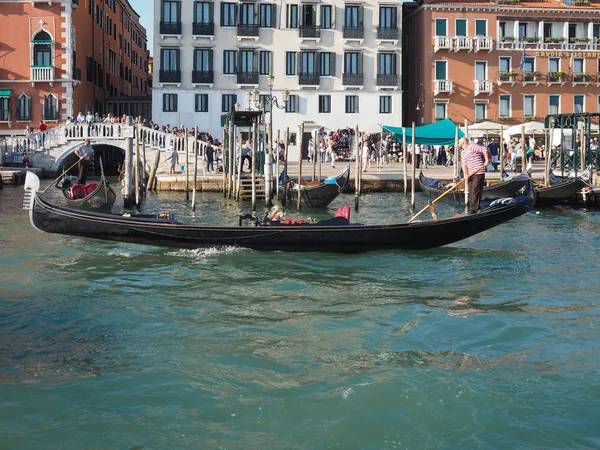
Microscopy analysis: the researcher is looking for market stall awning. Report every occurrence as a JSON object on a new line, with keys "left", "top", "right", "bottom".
{"left": 380, "top": 119, "right": 464, "bottom": 146}
{"left": 0, "top": 90, "right": 11, "bottom": 98}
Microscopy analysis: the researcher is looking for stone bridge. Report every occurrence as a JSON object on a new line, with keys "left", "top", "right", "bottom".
{"left": 1, "top": 123, "right": 209, "bottom": 175}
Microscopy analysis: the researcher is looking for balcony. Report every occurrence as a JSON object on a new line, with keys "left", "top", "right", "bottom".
{"left": 377, "top": 27, "right": 399, "bottom": 42}
{"left": 298, "top": 73, "right": 320, "bottom": 87}
{"left": 192, "top": 22, "right": 215, "bottom": 37}
{"left": 474, "top": 37, "right": 493, "bottom": 52}
{"left": 434, "top": 79, "right": 453, "bottom": 95}
{"left": 31, "top": 66, "right": 54, "bottom": 85}
{"left": 522, "top": 71, "right": 541, "bottom": 86}
{"left": 237, "top": 24, "right": 259, "bottom": 39}
{"left": 299, "top": 25, "right": 320, "bottom": 41}
{"left": 547, "top": 72, "right": 567, "bottom": 86}
{"left": 342, "top": 73, "right": 364, "bottom": 87}
{"left": 343, "top": 26, "right": 364, "bottom": 43}
{"left": 454, "top": 36, "right": 473, "bottom": 52}
{"left": 376, "top": 74, "right": 399, "bottom": 88}
{"left": 192, "top": 70, "right": 214, "bottom": 85}
{"left": 572, "top": 72, "right": 592, "bottom": 86}
{"left": 496, "top": 0, "right": 520, "bottom": 4}
{"left": 434, "top": 36, "right": 452, "bottom": 52}
{"left": 160, "top": 21, "right": 182, "bottom": 36}
{"left": 474, "top": 80, "right": 493, "bottom": 96}
{"left": 236, "top": 71, "right": 259, "bottom": 86}
{"left": 159, "top": 70, "right": 181, "bottom": 84}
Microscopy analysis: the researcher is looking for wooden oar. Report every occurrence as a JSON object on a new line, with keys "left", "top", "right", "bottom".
{"left": 408, "top": 163, "right": 486, "bottom": 224}
{"left": 42, "top": 158, "right": 81, "bottom": 194}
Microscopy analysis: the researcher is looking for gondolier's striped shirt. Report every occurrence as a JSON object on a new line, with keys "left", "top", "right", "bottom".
{"left": 462, "top": 144, "right": 487, "bottom": 175}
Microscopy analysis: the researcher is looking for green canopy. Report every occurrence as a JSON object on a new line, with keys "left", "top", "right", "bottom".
{"left": 0, "top": 90, "right": 11, "bottom": 98}
{"left": 380, "top": 119, "right": 464, "bottom": 146}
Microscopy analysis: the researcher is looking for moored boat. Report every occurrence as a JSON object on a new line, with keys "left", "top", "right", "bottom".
{"left": 278, "top": 163, "right": 350, "bottom": 208}
{"left": 536, "top": 172, "right": 587, "bottom": 204}
{"left": 24, "top": 171, "right": 536, "bottom": 253}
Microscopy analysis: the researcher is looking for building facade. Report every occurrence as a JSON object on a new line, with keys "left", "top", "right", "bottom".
{"left": 0, "top": 0, "right": 150, "bottom": 137}
{"left": 152, "top": 0, "right": 403, "bottom": 148}
{"left": 404, "top": 0, "right": 600, "bottom": 128}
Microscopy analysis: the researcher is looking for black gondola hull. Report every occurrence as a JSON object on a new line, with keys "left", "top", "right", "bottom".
{"left": 536, "top": 178, "right": 587, "bottom": 204}
{"left": 279, "top": 164, "right": 350, "bottom": 207}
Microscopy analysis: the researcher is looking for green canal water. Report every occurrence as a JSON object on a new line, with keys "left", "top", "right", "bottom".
{"left": 0, "top": 184, "right": 599, "bottom": 449}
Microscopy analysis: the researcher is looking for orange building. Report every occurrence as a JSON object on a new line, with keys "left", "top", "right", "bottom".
{"left": 0, "top": 0, "right": 150, "bottom": 137}
{"left": 403, "top": 0, "right": 600, "bottom": 127}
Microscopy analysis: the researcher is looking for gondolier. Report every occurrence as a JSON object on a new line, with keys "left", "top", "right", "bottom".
{"left": 75, "top": 138, "right": 94, "bottom": 185}
{"left": 460, "top": 136, "right": 490, "bottom": 214}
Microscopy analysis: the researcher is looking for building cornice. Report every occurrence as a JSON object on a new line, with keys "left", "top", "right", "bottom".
{"left": 406, "top": 3, "right": 600, "bottom": 19}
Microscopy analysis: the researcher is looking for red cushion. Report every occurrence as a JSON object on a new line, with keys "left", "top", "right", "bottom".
{"left": 70, "top": 184, "right": 86, "bottom": 199}
{"left": 83, "top": 182, "right": 98, "bottom": 196}
{"left": 334, "top": 205, "right": 351, "bottom": 221}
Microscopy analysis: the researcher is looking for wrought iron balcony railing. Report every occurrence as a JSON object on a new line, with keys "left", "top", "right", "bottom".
{"left": 159, "top": 70, "right": 181, "bottom": 83}
{"left": 160, "top": 21, "right": 182, "bottom": 35}
{"left": 377, "top": 27, "right": 398, "bottom": 40}
{"left": 342, "top": 73, "right": 364, "bottom": 86}
{"left": 236, "top": 71, "right": 259, "bottom": 85}
{"left": 298, "top": 73, "right": 320, "bottom": 85}
{"left": 376, "top": 74, "right": 398, "bottom": 86}
{"left": 192, "top": 70, "right": 214, "bottom": 84}
{"left": 343, "top": 26, "right": 364, "bottom": 40}
{"left": 192, "top": 22, "right": 215, "bottom": 36}
{"left": 237, "top": 24, "right": 259, "bottom": 37}
{"left": 299, "top": 26, "right": 321, "bottom": 39}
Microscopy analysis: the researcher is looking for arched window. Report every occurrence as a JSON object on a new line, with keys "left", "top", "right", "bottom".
{"left": 16, "top": 93, "right": 31, "bottom": 121}
{"left": 44, "top": 94, "right": 59, "bottom": 121}
{"left": 32, "top": 30, "right": 52, "bottom": 67}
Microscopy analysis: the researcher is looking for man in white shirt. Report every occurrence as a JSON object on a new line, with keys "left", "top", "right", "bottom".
{"left": 75, "top": 138, "right": 94, "bottom": 184}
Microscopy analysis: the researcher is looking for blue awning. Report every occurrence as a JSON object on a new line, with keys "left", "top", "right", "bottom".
{"left": 380, "top": 119, "right": 465, "bottom": 146}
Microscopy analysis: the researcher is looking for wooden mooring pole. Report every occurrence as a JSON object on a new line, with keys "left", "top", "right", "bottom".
{"left": 411, "top": 122, "right": 416, "bottom": 210}
{"left": 402, "top": 127, "right": 407, "bottom": 194}
{"left": 192, "top": 128, "right": 198, "bottom": 212}
{"left": 135, "top": 128, "right": 140, "bottom": 207}
{"left": 297, "top": 123, "right": 304, "bottom": 211}
{"left": 251, "top": 121, "right": 257, "bottom": 211}
{"left": 282, "top": 127, "right": 289, "bottom": 207}
{"left": 185, "top": 129, "right": 190, "bottom": 200}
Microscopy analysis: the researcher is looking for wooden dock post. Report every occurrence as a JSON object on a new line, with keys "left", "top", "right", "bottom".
{"left": 521, "top": 125, "right": 526, "bottom": 174}
{"left": 402, "top": 127, "right": 407, "bottom": 194}
{"left": 297, "top": 123, "right": 304, "bottom": 211}
{"left": 236, "top": 127, "right": 242, "bottom": 201}
{"left": 135, "top": 128, "right": 140, "bottom": 207}
{"left": 222, "top": 126, "right": 227, "bottom": 198}
{"left": 282, "top": 127, "right": 289, "bottom": 207}
{"left": 251, "top": 121, "right": 257, "bottom": 211}
{"left": 312, "top": 130, "right": 317, "bottom": 182}
{"left": 500, "top": 126, "right": 505, "bottom": 176}
{"left": 354, "top": 125, "right": 360, "bottom": 211}
{"left": 185, "top": 128, "right": 190, "bottom": 200}
{"left": 123, "top": 135, "right": 133, "bottom": 207}
{"left": 464, "top": 120, "right": 469, "bottom": 210}
{"left": 141, "top": 134, "right": 147, "bottom": 199}
{"left": 147, "top": 144, "right": 160, "bottom": 192}
{"left": 192, "top": 128, "right": 198, "bottom": 212}
{"left": 276, "top": 129, "right": 281, "bottom": 201}
{"left": 411, "top": 122, "right": 416, "bottom": 210}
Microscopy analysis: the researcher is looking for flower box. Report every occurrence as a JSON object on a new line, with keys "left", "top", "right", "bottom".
{"left": 501, "top": 36, "right": 515, "bottom": 42}
{"left": 545, "top": 37, "right": 565, "bottom": 43}
{"left": 499, "top": 116, "right": 513, "bottom": 121}
{"left": 520, "top": 36, "right": 540, "bottom": 43}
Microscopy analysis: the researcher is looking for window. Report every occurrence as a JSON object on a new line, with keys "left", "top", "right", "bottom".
{"left": 259, "top": 4, "right": 275, "bottom": 27}
{"left": 549, "top": 57, "right": 560, "bottom": 73}
{"left": 379, "top": 6, "right": 396, "bottom": 29}
{"left": 86, "top": 56, "right": 93, "bottom": 82}
{"left": 573, "top": 57, "right": 584, "bottom": 73}
{"left": 223, "top": 50, "right": 237, "bottom": 74}
{"left": 522, "top": 57, "right": 534, "bottom": 73}
{"left": 475, "top": 61, "right": 486, "bottom": 81}
{"left": 0, "top": 97, "right": 9, "bottom": 122}
{"left": 499, "top": 94, "right": 511, "bottom": 117}
{"left": 435, "top": 60, "right": 447, "bottom": 80}
{"left": 239, "top": 50, "right": 255, "bottom": 73}
{"left": 574, "top": 95, "right": 585, "bottom": 113}
{"left": 321, "top": 5, "right": 332, "bottom": 29}
{"left": 455, "top": 19, "right": 467, "bottom": 37}
{"left": 108, "top": 49, "right": 117, "bottom": 74}
{"left": 344, "top": 52, "right": 361, "bottom": 74}
{"left": 222, "top": 94, "right": 237, "bottom": 112}
{"left": 239, "top": 3, "right": 256, "bottom": 26}
{"left": 258, "top": 94, "right": 271, "bottom": 112}
{"left": 287, "top": 4, "right": 298, "bottom": 28}
{"left": 475, "top": 19, "right": 486, "bottom": 37}
{"left": 286, "top": 51, "right": 296, "bottom": 75}
{"left": 380, "top": 96, "right": 391, "bottom": 114}
{"left": 518, "top": 22, "right": 527, "bottom": 39}
{"left": 434, "top": 102, "right": 447, "bottom": 120}
{"left": 435, "top": 18, "right": 447, "bottom": 36}
{"left": 43, "top": 94, "right": 59, "bottom": 121}
{"left": 475, "top": 102, "right": 486, "bottom": 120}
{"left": 194, "top": 49, "right": 212, "bottom": 71}
{"left": 549, "top": 95, "right": 560, "bottom": 115}
{"left": 499, "top": 21, "right": 506, "bottom": 38}
{"left": 163, "top": 93, "right": 178, "bottom": 112}
{"left": 378, "top": 53, "right": 397, "bottom": 75}
{"left": 319, "top": 95, "right": 331, "bottom": 113}
{"left": 523, "top": 95, "right": 535, "bottom": 117}
{"left": 161, "top": 48, "right": 179, "bottom": 71}
{"left": 195, "top": 2, "right": 212, "bottom": 24}
{"left": 16, "top": 94, "right": 31, "bottom": 121}
{"left": 285, "top": 94, "right": 297, "bottom": 113}
{"left": 162, "top": 1, "right": 180, "bottom": 22}
{"left": 195, "top": 94, "right": 208, "bottom": 112}
{"left": 259, "top": 51, "right": 271, "bottom": 75}
{"left": 320, "top": 52, "right": 335, "bottom": 76}
{"left": 499, "top": 56, "right": 511, "bottom": 73}
{"left": 345, "top": 5, "right": 361, "bottom": 27}
{"left": 345, "top": 95, "right": 358, "bottom": 113}
{"left": 221, "top": 3, "right": 237, "bottom": 26}
{"left": 32, "top": 30, "right": 52, "bottom": 67}
{"left": 300, "top": 51, "right": 317, "bottom": 74}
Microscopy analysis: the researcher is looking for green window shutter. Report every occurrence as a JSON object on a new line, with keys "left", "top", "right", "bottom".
{"left": 475, "top": 20, "right": 486, "bottom": 36}
{"left": 435, "top": 19, "right": 446, "bottom": 37}
{"left": 456, "top": 19, "right": 466, "bottom": 37}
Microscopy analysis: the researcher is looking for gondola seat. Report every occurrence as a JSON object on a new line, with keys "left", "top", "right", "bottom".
{"left": 69, "top": 184, "right": 86, "bottom": 199}
{"left": 83, "top": 182, "right": 98, "bottom": 196}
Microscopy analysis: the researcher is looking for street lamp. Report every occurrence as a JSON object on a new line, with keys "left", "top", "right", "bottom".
{"left": 251, "top": 76, "right": 289, "bottom": 153}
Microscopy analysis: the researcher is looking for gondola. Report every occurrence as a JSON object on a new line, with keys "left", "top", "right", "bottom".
{"left": 54, "top": 159, "right": 116, "bottom": 209}
{"left": 278, "top": 163, "right": 350, "bottom": 207}
{"left": 535, "top": 172, "right": 588, "bottom": 204}
{"left": 419, "top": 171, "right": 530, "bottom": 202}
{"left": 24, "top": 172, "right": 536, "bottom": 253}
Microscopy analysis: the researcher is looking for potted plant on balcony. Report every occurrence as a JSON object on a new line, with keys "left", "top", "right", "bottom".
{"left": 499, "top": 71, "right": 519, "bottom": 81}
{"left": 501, "top": 36, "right": 515, "bottom": 42}
{"left": 499, "top": 116, "right": 513, "bottom": 121}
{"left": 573, "top": 0, "right": 591, "bottom": 6}
{"left": 573, "top": 72, "right": 593, "bottom": 81}
{"left": 545, "top": 37, "right": 565, "bottom": 43}
{"left": 523, "top": 71, "right": 542, "bottom": 82}
{"left": 548, "top": 71, "right": 567, "bottom": 81}
{"left": 570, "top": 37, "right": 591, "bottom": 43}
{"left": 520, "top": 36, "right": 539, "bottom": 43}
{"left": 523, "top": 115, "right": 537, "bottom": 121}
{"left": 475, "top": 117, "right": 491, "bottom": 123}
{"left": 496, "top": 0, "right": 520, "bottom": 4}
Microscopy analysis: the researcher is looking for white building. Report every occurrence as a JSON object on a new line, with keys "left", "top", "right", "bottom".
{"left": 152, "top": 0, "right": 402, "bottom": 158}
